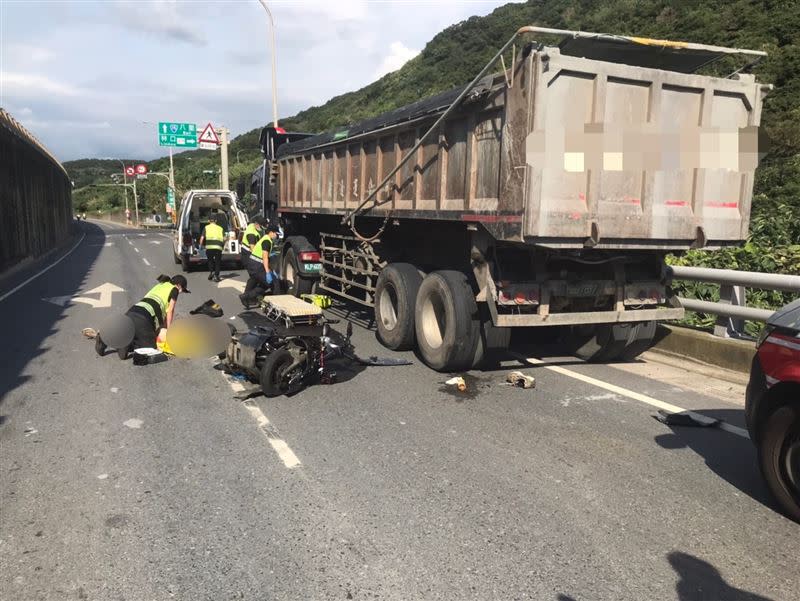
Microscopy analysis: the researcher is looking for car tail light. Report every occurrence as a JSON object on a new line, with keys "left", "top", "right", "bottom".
{"left": 298, "top": 251, "right": 321, "bottom": 262}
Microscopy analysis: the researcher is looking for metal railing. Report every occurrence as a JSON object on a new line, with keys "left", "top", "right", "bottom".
{"left": 669, "top": 265, "right": 800, "bottom": 338}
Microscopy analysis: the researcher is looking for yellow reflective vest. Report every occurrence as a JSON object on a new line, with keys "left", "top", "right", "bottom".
{"left": 242, "top": 223, "right": 260, "bottom": 251}
{"left": 250, "top": 234, "right": 274, "bottom": 261}
{"left": 134, "top": 282, "right": 176, "bottom": 328}
{"left": 204, "top": 222, "right": 224, "bottom": 250}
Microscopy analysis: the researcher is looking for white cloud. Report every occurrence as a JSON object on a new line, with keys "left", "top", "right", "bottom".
{"left": 374, "top": 41, "right": 421, "bottom": 79}
{"left": 1, "top": 72, "right": 81, "bottom": 98}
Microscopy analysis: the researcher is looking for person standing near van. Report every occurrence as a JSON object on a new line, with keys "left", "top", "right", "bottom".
{"left": 200, "top": 215, "right": 224, "bottom": 282}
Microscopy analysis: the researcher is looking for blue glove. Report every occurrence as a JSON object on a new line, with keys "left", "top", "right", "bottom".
{"left": 265, "top": 271, "right": 273, "bottom": 284}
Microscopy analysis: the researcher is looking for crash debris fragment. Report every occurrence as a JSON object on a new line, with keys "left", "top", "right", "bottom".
{"left": 506, "top": 371, "right": 536, "bottom": 389}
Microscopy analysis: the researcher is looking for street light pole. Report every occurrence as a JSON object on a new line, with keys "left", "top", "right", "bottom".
{"left": 258, "top": 0, "right": 279, "bottom": 127}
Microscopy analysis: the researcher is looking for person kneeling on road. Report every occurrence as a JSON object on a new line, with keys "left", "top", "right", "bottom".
{"left": 199, "top": 214, "right": 224, "bottom": 282}
{"left": 240, "top": 225, "right": 281, "bottom": 308}
{"left": 95, "top": 274, "right": 190, "bottom": 359}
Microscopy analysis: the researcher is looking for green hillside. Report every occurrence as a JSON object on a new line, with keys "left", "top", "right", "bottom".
{"left": 67, "top": 0, "right": 798, "bottom": 327}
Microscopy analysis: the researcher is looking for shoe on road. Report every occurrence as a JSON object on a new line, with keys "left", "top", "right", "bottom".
{"left": 95, "top": 336, "right": 107, "bottom": 357}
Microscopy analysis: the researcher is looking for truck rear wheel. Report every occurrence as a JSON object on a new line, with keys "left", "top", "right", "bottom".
{"left": 375, "top": 263, "right": 422, "bottom": 351}
{"left": 283, "top": 247, "right": 313, "bottom": 297}
{"left": 758, "top": 403, "right": 800, "bottom": 522}
{"left": 472, "top": 317, "right": 511, "bottom": 368}
{"left": 415, "top": 270, "right": 480, "bottom": 372}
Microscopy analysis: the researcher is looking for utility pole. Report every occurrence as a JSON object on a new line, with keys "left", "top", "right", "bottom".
{"left": 258, "top": 1, "right": 279, "bottom": 127}
{"left": 218, "top": 126, "right": 230, "bottom": 191}
{"left": 168, "top": 148, "right": 177, "bottom": 224}
{"left": 132, "top": 177, "right": 140, "bottom": 226}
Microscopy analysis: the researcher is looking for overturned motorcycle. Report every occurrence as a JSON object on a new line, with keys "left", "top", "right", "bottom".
{"left": 224, "top": 294, "right": 411, "bottom": 397}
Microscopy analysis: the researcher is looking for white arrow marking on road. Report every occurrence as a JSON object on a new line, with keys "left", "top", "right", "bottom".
{"left": 43, "top": 282, "right": 124, "bottom": 308}
{"left": 217, "top": 279, "right": 246, "bottom": 293}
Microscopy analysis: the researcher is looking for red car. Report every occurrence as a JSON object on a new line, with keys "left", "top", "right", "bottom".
{"left": 746, "top": 298, "right": 800, "bottom": 521}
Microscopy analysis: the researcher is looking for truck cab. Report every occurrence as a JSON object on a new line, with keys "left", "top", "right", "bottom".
{"left": 173, "top": 189, "right": 248, "bottom": 272}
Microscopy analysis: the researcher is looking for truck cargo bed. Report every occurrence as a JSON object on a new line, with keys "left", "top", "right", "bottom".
{"left": 275, "top": 33, "right": 767, "bottom": 251}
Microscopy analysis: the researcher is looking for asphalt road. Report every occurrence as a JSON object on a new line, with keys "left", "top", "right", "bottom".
{"left": 1, "top": 220, "right": 798, "bottom": 601}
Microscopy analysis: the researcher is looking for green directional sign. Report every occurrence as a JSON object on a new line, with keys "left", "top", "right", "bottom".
{"left": 166, "top": 187, "right": 176, "bottom": 208}
{"left": 158, "top": 122, "right": 197, "bottom": 148}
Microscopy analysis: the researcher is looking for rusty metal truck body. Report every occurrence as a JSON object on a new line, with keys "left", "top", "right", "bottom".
{"left": 258, "top": 28, "right": 768, "bottom": 371}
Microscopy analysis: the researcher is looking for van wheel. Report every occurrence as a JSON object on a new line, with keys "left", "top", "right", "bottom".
{"left": 618, "top": 321, "right": 657, "bottom": 361}
{"left": 375, "top": 263, "right": 422, "bottom": 351}
{"left": 758, "top": 403, "right": 800, "bottom": 522}
{"left": 415, "top": 270, "right": 480, "bottom": 372}
{"left": 283, "top": 247, "right": 313, "bottom": 297}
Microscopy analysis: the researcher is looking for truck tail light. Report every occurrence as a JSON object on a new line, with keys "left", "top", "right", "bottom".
{"left": 298, "top": 251, "right": 321, "bottom": 262}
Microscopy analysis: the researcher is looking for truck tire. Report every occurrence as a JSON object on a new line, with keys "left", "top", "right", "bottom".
{"left": 375, "top": 263, "right": 422, "bottom": 351}
{"left": 618, "top": 321, "right": 657, "bottom": 361}
{"left": 472, "top": 318, "right": 511, "bottom": 368}
{"left": 283, "top": 247, "right": 313, "bottom": 297}
{"left": 758, "top": 403, "right": 800, "bottom": 522}
{"left": 414, "top": 270, "right": 480, "bottom": 372}
{"left": 572, "top": 323, "right": 630, "bottom": 362}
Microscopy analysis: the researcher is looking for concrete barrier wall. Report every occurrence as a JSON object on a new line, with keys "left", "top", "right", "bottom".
{"left": 0, "top": 109, "right": 72, "bottom": 274}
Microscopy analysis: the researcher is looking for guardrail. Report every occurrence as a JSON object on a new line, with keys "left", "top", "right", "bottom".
{"left": 669, "top": 265, "right": 800, "bottom": 338}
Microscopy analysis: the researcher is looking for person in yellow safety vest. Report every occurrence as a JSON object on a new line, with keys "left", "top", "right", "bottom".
{"left": 199, "top": 215, "right": 225, "bottom": 282}
{"left": 240, "top": 217, "right": 266, "bottom": 263}
{"left": 239, "top": 225, "right": 281, "bottom": 308}
{"left": 95, "top": 275, "right": 190, "bottom": 360}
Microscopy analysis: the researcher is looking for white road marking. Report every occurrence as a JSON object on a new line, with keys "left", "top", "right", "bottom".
{"left": 512, "top": 354, "right": 750, "bottom": 439}
{"left": 148, "top": 241, "right": 162, "bottom": 245}
{"left": 0, "top": 232, "right": 86, "bottom": 304}
{"left": 43, "top": 282, "right": 124, "bottom": 309}
{"left": 222, "top": 373, "right": 301, "bottom": 468}
{"left": 218, "top": 278, "right": 246, "bottom": 293}
{"left": 123, "top": 418, "right": 143, "bottom": 429}
{"left": 142, "top": 258, "right": 151, "bottom": 266}
{"left": 133, "top": 247, "right": 140, "bottom": 253}
{"left": 126, "top": 237, "right": 134, "bottom": 246}
{"left": 243, "top": 402, "right": 302, "bottom": 469}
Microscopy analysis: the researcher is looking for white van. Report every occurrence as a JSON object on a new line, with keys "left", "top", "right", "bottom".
{"left": 173, "top": 189, "right": 248, "bottom": 272}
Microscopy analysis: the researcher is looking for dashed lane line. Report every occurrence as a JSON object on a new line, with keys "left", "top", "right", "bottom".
{"left": 133, "top": 247, "right": 140, "bottom": 253}
{"left": 142, "top": 258, "right": 151, "bottom": 266}
{"left": 0, "top": 232, "right": 86, "bottom": 304}
{"left": 510, "top": 353, "right": 750, "bottom": 439}
{"left": 223, "top": 373, "right": 302, "bottom": 468}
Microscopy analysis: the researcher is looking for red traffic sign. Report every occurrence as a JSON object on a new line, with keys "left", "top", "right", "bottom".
{"left": 124, "top": 166, "right": 135, "bottom": 177}
{"left": 198, "top": 123, "right": 220, "bottom": 145}
{"left": 135, "top": 164, "right": 149, "bottom": 175}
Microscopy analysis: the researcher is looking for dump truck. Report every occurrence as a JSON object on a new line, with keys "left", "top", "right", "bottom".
{"left": 254, "top": 26, "right": 770, "bottom": 372}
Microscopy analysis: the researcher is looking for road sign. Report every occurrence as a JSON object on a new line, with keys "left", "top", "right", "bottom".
{"left": 135, "top": 164, "right": 148, "bottom": 175}
{"left": 125, "top": 166, "right": 135, "bottom": 177}
{"left": 158, "top": 122, "right": 198, "bottom": 148}
{"left": 197, "top": 123, "right": 219, "bottom": 147}
{"left": 166, "top": 187, "right": 175, "bottom": 208}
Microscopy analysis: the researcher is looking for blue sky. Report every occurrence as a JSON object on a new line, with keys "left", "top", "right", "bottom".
{"left": 0, "top": 0, "right": 510, "bottom": 161}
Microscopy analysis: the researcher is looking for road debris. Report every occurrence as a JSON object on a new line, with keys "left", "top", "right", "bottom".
{"left": 506, "top": 371, "right": 536, "bottom": 389}
{"left": 24, "top": 427, "right": 38, "bottom": 436}
{"left": 445, "top": 376, "right": 467, "bottom": 392}
{"left": 190, "top": 299, "right": 224, "bottom": 318}
{"left": 132, "top": 348, "right": 167, "bottom": 365}
{"left": 653, "top": 410, "right": 720, "bottom": 428}
{"left": 82, "top": 327, "right": 97, "bottom": 339}
{"left": 123, "top": 418, "right": 143, "bottom": 429}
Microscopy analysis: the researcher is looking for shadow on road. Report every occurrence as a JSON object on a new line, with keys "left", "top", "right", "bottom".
{"left": 653, "top": 410, "right": 779, "bottom": 514}
{"left": 669, "top": 551, "right": 773, "bottom": 600}
{"left": 0, "top": 221, "right": 105, "bottom": 425}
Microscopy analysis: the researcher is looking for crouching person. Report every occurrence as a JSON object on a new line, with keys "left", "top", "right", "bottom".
{"left": 95, "top": 275, "right": 191, "bottom": 359}
{"left": 240, "top": 225, "right": 282, "bottom": 308}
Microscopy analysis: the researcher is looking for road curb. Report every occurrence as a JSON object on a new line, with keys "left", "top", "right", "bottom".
{"left": 649, "top": 324, "right": 755, "bottom": 374}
